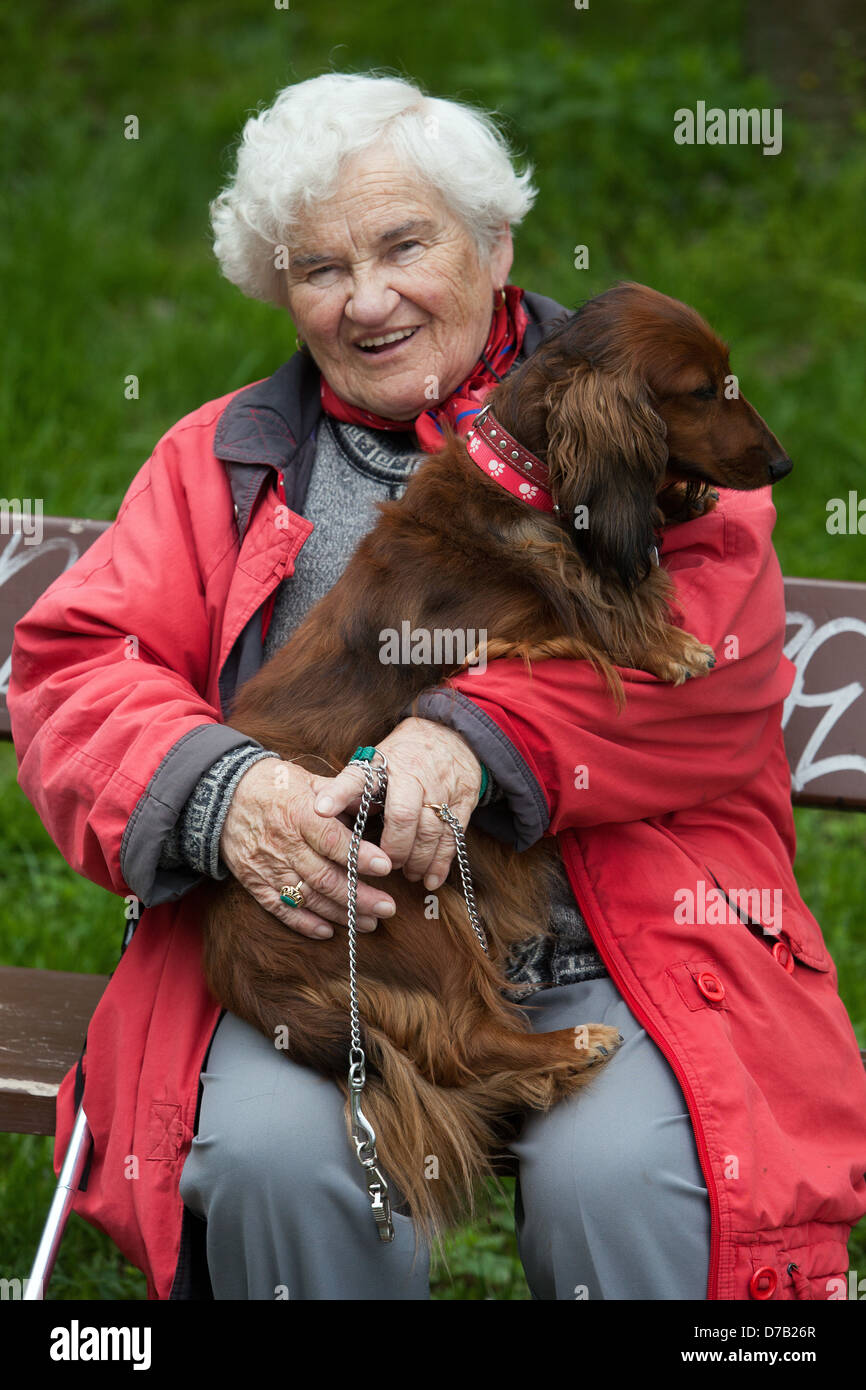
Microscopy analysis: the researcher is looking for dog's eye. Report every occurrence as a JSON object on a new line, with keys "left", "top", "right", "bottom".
{"left": 690, "top": 384, "right": 717, "bottom": 400}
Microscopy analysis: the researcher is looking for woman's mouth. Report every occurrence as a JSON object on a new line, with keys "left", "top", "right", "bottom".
{"left": 355, "top": 326, "right": 422, "bottom": 357}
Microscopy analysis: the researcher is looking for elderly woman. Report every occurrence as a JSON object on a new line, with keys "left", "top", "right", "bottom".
{"left": 10, "top": 72, "right": 866, "bottom": 1303}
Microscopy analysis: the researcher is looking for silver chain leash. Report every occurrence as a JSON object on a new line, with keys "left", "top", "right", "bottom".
{"left": 345, "top": 755, "right": 394, "bottom": 1242}
{"left": 422, "top": 803, "right": 488, "bottom": 955}
{"left": 344, "top": 749, "right": 488, "bottom": 1241}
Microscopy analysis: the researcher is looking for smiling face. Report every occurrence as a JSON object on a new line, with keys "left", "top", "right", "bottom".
{"left": 283, "top": 146, "right": 513, "bottom": 420}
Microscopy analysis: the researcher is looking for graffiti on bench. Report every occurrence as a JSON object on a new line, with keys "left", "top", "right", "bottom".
{"left": 782, "top": 580, "right": 866, "bottom": 807}
{"left": 0, "top": 519, "right": 109, "bottom": 727}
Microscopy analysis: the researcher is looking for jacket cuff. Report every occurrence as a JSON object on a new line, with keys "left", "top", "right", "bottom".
{"left": 402, "top": 687, "right": 549, "bottom": 850}
{"left": 121, "top": 723, "right": 279, "bottom": 907}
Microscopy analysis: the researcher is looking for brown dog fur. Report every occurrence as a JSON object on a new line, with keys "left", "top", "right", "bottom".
{"left": 198, "top": 283, "right": 790, "bottom": 1241}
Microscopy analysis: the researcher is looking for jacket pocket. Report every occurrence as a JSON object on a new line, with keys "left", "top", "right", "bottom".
{"left": 666, "top": 958, "right": 731, "bottom": 1013}
{"left": 734, "top": 1232, "right": 853, "bottom": 1300}
{"left": 703, "top": 859, "right": 831, "bottom": 974}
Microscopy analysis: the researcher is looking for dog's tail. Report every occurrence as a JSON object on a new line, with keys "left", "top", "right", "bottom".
{"left": 352, "top": 1026, "right": 507, "bottom": 1246}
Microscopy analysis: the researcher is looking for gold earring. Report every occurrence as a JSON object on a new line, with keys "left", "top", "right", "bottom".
{"left": 496, "top": 288, "right": 506, "bottom": 308}
{"left": 295, "top": 332, "right": 305, "bottom": 351}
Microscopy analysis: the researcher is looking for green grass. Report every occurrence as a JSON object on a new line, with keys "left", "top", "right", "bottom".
{"left": 1, "top": 0, "right": 864, "bottom": 1299}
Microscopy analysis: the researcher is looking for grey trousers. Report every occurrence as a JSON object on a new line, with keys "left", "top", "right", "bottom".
{"left": 179, "top": 974, "right": 710, "bottom": 1300}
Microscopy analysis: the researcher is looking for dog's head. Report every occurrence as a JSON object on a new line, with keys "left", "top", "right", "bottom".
{"left": 489, "top": 282, "right": 792, "bottom": 588}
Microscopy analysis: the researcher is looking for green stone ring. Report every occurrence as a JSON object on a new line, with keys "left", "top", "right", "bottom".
{"left": 349, "top": 746, "right": 379, "bottom": 763}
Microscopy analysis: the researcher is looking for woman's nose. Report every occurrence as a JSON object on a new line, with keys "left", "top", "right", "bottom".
{"left": 344, "top": 274, "right": 401, "bottom": 324}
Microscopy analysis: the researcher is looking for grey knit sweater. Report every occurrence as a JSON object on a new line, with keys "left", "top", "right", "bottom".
{"left": 158, "top": 416, "right": 607, "bottom": 996}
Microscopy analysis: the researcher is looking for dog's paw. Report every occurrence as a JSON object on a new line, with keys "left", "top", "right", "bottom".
{"left": 689, "top": 486, "right": 720, "bottom": 518}
{"left": 668, "top": 639, "right": 716, "bottom": 684}
{"left": 652, "top": 639, "right": 715, "bottom": 685}
{"left": 680, "top": 642, "right": 716, "bottom": 681}
{"left": 573, "top": 1024, "right": 624, "bottom": 1068}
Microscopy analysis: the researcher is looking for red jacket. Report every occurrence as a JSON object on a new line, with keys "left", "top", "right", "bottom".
{"left": 9, "top": 296, "right": 866, "bottom": 1300}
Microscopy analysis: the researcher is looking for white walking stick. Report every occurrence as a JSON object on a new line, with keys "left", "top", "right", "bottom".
{"left": 24, "top": 1104, "right": 91, "bottom": 1300}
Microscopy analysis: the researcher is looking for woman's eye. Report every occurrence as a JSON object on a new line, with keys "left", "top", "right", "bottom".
{"left": 691, "top": 384, "right": 717, "bottom": 400}
{"left": 308, "top": 265, "right": 340, "bottom": 283}
{"left": 392, "top": 240, "right": 421, "bottom": 256}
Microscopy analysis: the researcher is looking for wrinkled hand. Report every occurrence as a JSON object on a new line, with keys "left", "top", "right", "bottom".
{"left": 219, "top": 757, "right": 398, "bottom": 940}
{"left": 313, "top": 716, "right": 483, "bottom": 892}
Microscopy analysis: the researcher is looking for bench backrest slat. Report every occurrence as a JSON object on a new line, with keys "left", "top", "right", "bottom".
{"left": 1, "top": 518, "right": 865, "bottom": 811}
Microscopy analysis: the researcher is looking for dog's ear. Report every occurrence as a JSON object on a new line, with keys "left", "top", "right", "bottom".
{"left": 544, "top": 365, "right": 668, "bottom": 589}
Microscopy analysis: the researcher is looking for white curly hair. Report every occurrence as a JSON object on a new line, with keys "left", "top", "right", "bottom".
{"left": 210, "top": 71, "right": 538, "bottom": 308}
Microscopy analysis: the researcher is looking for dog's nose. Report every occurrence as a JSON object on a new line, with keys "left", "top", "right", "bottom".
{"left": 768, "top": 456, "right": 793, "bottom": 481}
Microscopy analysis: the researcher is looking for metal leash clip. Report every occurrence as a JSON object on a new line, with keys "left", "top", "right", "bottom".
{"left": 348, "top": 1054, "right": 394, "bottom": 1242}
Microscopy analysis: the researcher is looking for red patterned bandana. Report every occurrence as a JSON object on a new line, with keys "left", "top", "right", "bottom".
{"left": 319, "top": 285, "right": 529, "bottom": 453}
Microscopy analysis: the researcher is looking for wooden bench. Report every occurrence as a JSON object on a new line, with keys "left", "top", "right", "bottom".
{"left": 1, "top": 517, "right": 112, "bottom": 1134}
{"left": 1, "top": 514, "right": 865, "bottom": 1138}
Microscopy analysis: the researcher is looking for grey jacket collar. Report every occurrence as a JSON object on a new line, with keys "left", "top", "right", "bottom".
{"left": 214, "top": 288, "right": 571, "bottom": 535}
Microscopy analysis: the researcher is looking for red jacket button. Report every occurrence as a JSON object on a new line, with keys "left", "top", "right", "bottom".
{"left": 749, "top": 1266, "right": 778, "bottom": 1299}
{"left": 772, "top": 940, "right": 795, "bottom": 972}
{"left": 696, "top": 971, "right": 726, "bottom": 1003}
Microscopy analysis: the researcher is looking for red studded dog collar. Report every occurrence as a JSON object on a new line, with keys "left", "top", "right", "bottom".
{"left": 464, "top": 407, "right": 557, "bottom": 514}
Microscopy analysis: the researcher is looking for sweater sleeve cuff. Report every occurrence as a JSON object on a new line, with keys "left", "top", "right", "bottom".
{"left": 157, "top": 743, "right": 281, "bottom": 880}
{"left": 476, "top": 767, "right": 503, "bottom": 808}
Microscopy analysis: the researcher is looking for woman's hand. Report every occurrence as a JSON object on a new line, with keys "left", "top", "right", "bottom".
{"left": 219, "top": 758, "right": 397, "bottom": 940}
{"left": 313, "top": 717, "right": 484, "bottom": 892}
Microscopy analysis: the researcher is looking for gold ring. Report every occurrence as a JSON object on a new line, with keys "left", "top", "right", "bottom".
{"left": 279, "top": 882, "right": 305, "bottom": 908}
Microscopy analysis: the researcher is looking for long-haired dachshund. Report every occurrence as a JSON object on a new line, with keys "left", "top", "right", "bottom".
{"left": 199, "top": 282, "right": 791, "bottom": 1239}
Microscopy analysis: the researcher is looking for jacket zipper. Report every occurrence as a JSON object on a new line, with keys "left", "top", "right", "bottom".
{"left": 560, "top": 833, "right": 723, "bottom": 1300}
